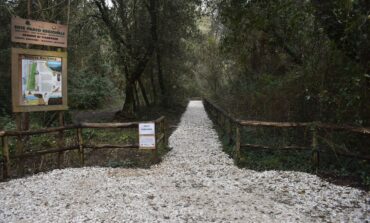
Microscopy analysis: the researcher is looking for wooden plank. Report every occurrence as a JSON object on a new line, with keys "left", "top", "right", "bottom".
{"left": 77, "top": 128, "right": 84, "bottom": 166}
{"left": 235, "top": 124, "right": 241, "bottom": 162}
{"left": 3, "top": 125, "right": 77, "bottom": 136}
{"left": 239, "top": 120, "right": 311, "bottom": 128}
{"left": 204, "top": 98, "right": 370, "bottom": 135}
{"left": 203, "top": 99, "right": 240, "bottom": 124}
{"left": 79, "top": 122, "right": 138, "bottom": 129}
{"left": 311, "top": 126, "right": 319, "bottom": 172}
{"left": 3, "top": 123, "right": 137, "bottom": 136}
{"left": 11, "top": 17, "right": 68, "bottom": 48}
{"left": 317, "top": 123, "right": 370, "bottom": 135}
{"left": 240, "top": 144, "right": 370, "bottom": 160}
{"left": 154, "top": 116, "right": 165, "bottom": 124}
{"left": 12, "top": 145, "right": 79, "bottom": 159}
{"left": 321, "top": 151, "right": 370, "bottom": 161}
{"left": 83, "top": 144, "right": 139, "bottom": 150}
{"left": 2, "top": 136, "right": 10, "bottom": 179}
{"left": 156, "top": 134, "right": 165, "bottom": 145}
{"left": 15, "top": 113, "right": 24, "bottom": 176}
{"left": 162, "top": 119, "right": 167, "bottom": 146}
{"left": 151, "top": 147, "right": 159, "bottom": 163}
{"left": 241, "top": 144, "right": 310, "bottom": 151}
{"left": 57, "top": 112, "right": 65, "bottom": 168}
{"left": 1, "top": 118, "right": 166, "bottom": 137}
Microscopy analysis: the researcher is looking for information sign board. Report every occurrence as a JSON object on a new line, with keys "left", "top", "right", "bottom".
{"left": 139, "top": 123, "right": 156, "bottom": 149}
{"left": 11, "top": 17, "right": 68, "bottom": 48}
{"left": 12, "top": 48, "right": 68, "bottom": 112}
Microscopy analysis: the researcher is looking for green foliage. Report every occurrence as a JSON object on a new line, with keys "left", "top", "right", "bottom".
{"left": 214, "top": 119, "right": 370, "bottom": 189}
{"left": 194, "top": 0, "right": 370, "bottom": 127}
{"left": 69, "top": 70, "right": 116, "bottom": 109}
{"left": 0, "top": 0, "right": 202, "bottom": 115}
{"left": 0, "top": 4, "right": 11, "bottom": 115}
{"left": 238, "top": 150, "right": 312, "bottom": 173}
{"left": 0, "top": 114, "right": 15, "bottom": 130}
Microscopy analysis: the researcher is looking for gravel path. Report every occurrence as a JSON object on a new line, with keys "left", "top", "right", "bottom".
{"left": 0, "top": 101, "right": 369, "bottom": 223}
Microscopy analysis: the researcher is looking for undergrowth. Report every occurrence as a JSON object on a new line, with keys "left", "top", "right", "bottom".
{"left": 212, "top": 118, "right": 370, "bottom": 191}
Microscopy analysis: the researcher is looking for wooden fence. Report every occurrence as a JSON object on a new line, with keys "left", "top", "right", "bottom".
{"left": 0, "top": 116, "right": 166, "bottom": 179}
{"left": 203, "top": 99, "right": 370, "bottom": 169}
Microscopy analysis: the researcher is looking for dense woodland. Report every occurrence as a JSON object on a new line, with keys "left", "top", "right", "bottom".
{"left": 1, "top": 0, "right": 369, "bottom": 124}
{"left": 0, "top": 1, "right": 369, "bottom": 187}
{"left": 0, "top": 0, "right": 201, "bottom": 120}
{"left": 197, "top": 0, "right": 370, "bottom": 126}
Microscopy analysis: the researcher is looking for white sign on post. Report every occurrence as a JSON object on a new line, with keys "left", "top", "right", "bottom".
{"left": 139, "top": 123, "right": 155, "bottom": 135}
{"left": 139, "top": 123, "right": 156, "bottom": 149}
{"left": 139, "top": 136, "right": 156, "bottom": 148}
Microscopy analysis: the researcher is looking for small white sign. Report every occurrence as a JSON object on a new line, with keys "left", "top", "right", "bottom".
{"left": 139, "top": 135, "right": 156, "bottom": 149}
{"left": 139, "top": 122, "right": 156, "bottom": 149}
{"left": 139, "top": 123, "right": 155, "bottom": 135}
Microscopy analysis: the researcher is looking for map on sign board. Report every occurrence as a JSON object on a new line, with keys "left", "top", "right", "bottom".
{"left": 139, "top": 123, "right": 156, "bottom": 149}
{"left": 21, "top": 55, "right": 63, "bottom": 106}
{"left": 11, "top": 17, "right": 68, "bottom": 48}
{"left": 12, "top": 48, "right": 68, "bottom": 113}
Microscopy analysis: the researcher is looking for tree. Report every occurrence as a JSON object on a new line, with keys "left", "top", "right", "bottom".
{"left": 196, "top": 0, "right": 369, "bottom": 125}
{"left": 93, "top": 0, "right": 156, "bottom": 116}
{"left": 311, "top": 0, "right": 370, "bottom": 124}
{"left": 93, "top": 0, "right": 201, "bottom": 115}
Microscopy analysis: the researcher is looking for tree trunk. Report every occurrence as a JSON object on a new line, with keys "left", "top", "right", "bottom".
{"left": 95, "top": 0, "right": 156, "bottom": 116}
{"left": 134, "top": 81, "right": 140, "bottom": 109}
{"left": 149, "top": 0, "right": 166, "bottom": 105}
{"left": 150, "top": 63, "right": 157, "bottom": 104}
{"left": 362, "top": 69, "right": 370, "bottom": 125}
{"left": 122, "top": 81, "right": 136, "bottom": 117}
{"left": 138, "top": 78, "right": 150, "bottom": 107}
{"left": 156, "top": 51, "right": 166, "bottom": 105}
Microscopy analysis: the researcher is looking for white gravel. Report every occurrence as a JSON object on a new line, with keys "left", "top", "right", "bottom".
{"left": 0, "top": 101, "right": 369, "bottom": 223}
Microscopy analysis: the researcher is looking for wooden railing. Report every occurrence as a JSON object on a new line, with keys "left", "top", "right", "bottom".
{"left": 203, "top": 99, "right": 370, "bottom": 169}
{"left": 0, "top": 116, "right": 166, "bottom": 179}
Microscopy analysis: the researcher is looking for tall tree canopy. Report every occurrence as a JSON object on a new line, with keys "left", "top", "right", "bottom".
{"left": 0, "top": 0, "right": 201, "bottom": 117}
{"left": 0, "top": 0, "right": 368, "bottom": 126}
{"left": 193, "top": 0, "right": 370, "bottom": 125}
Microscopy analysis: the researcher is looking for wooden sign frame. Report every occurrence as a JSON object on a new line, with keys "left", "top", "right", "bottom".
{"left": 11, "top": 48, "right": 68, "bottom": 113}
{"left": 11, "top": 17, "right": 68, "bottom": 48}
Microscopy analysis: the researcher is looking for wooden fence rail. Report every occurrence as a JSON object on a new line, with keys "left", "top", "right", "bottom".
{"left": 0, "top": 116, "right": 167, "bottom": 180}
{"left": 203, "top": 99, "right": 370, "bottom": 170}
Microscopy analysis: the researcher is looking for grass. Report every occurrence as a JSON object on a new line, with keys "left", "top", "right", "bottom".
{"left": 0, "top": 104, "right": 185, "bottom": 179}
{"left": 211, "top": 115, "right": 370, "bottom": 191}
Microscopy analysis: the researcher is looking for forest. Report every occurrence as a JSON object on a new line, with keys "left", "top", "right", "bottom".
{"left": 0, "top": 1, "right": 369, "bottom": 188}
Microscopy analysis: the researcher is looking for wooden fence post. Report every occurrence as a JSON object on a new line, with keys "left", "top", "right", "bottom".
{"left": 152, "top": 125, "right": 159, "bottom": 163}
{"left": 235, "top": 123, "right": 241, "bottom": 163}
{"left": 215, "top": 110, "right": 219, "bottom": 125}
{"left": 2, "top": 136, "right": 10, "bottom": 179}
{"left": 227, "top": 118, "right": 233, "bottom": 145}
{"left": 162, "top": 119, "right": 167, "bottom": 147}
{"left": 77, "top": 128, "right": 84, "bottom": 166}
{"left": 57, "top": 112, "right": 65, "bottom": 168}
{"left": 221, "top": 115, "right": 226, "bottom": 137}
{"left": 311, "top": 125, "right": 319, "bottom": 172}
{"left": 221, "top": 115, "right": 224, "bottom": 130}
{"left": 15, "top": 113, "right": 24, "bottom": 176}
{"left": 218, "top": 112, "right": 221, "bottom": 126}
